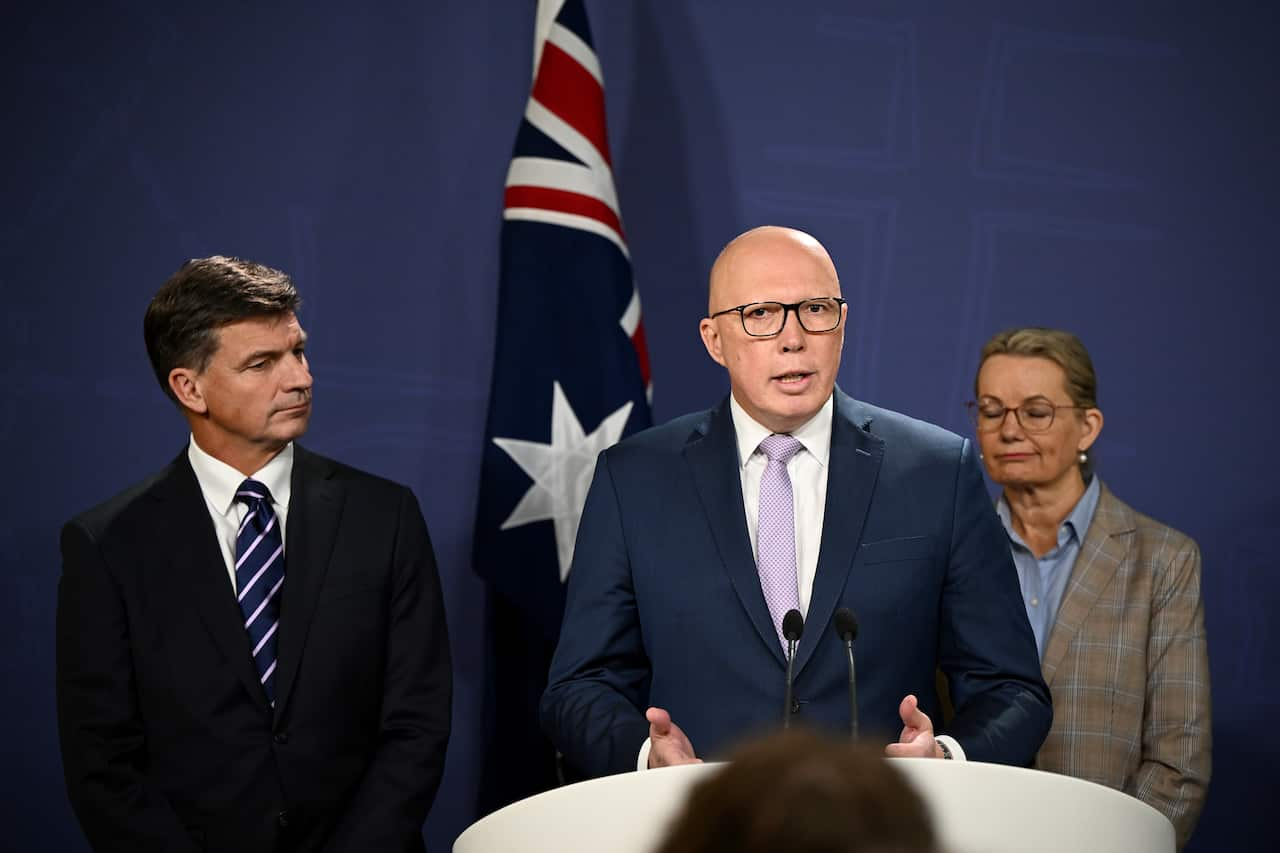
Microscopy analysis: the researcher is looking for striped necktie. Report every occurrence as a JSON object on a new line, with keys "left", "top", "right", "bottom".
{"left": 234, "top": 479, "right": 285, "bottom": 704}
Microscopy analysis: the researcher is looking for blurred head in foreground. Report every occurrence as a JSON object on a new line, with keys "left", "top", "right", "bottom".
{"left": 654, "top": 730, "right": 936, "bottom": 853}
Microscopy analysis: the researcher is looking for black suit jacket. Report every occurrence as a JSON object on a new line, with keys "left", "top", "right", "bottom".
{"left": 56, "top": 445, "right": 451, "bottom": 852}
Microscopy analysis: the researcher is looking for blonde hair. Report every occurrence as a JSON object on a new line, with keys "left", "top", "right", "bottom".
{"left": 975, "top": 327, "right": 1097, "bottom": 408}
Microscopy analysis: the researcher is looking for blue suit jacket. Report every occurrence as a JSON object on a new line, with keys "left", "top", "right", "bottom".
{"left": 541, "top": 390, "right": 1050, "bottom": 777}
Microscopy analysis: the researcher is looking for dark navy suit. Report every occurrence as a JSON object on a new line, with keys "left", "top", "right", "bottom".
{"left": 541, "top": 389, "right": 1050, "bottom": 777}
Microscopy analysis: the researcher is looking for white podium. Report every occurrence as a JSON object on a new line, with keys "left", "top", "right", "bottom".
{"left": 454, "top": 759, "right": 1174, "bottom": 853}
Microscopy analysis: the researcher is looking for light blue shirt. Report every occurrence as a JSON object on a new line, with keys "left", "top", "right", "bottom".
{"left": 996, "top": 476, "right": 1101, "bottom": 660}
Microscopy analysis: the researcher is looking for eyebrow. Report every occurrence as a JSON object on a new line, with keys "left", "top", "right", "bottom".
{"left": 979, "top": 393, "right": 1054, "bottom": 404}
{"left": 238, "top": 331, "right": 308, "bottom": 368}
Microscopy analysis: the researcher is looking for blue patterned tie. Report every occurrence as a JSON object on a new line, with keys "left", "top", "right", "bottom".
{"left": 234, "top": 479, "right": 285, "bottom": 704}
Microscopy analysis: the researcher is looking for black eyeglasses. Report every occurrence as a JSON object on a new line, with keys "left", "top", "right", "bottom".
{"left": 966, "top": 398, "right": 1084, "bottom": 433}
{"left": 709, "top": 297, "right": 846, "bottom": 337}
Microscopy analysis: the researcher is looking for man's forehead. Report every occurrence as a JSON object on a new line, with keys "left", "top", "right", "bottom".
{"left": 714, "top": 252, "right": 837, "bottom": 301}
{"left": 216, "top": 312, "right": 304, "bottom": 348}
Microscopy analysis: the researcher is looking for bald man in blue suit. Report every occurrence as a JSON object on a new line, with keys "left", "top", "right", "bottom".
{"left": 541, "top": 227, "right": 1050, "bottom": 777}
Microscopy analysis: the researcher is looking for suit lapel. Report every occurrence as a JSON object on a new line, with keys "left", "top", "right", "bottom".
{"left": 794, "top": 391, "right": 882, "bottom": 677}
{"left": 1040, "top": 482, "right": 1133, "bottom": 686}
{"left": 273, "top": 445, "right": 343, "bottom": 717}
{"left": 152, "top": 453, "right": 270, "bottom": 711}
{"left": 684, "top": 399, "right": 786, "bottom": 666}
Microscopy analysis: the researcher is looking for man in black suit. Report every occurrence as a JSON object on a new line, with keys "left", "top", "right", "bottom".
{"left": 56, "top": 256, "right": 451, "bottom": 852}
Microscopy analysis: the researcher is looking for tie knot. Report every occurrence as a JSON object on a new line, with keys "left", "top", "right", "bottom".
{"left": 758, "top": 434, "right": 803, "bottom": 464}
{"left": 235, "top": 478, "right": 275, "bottom": 508}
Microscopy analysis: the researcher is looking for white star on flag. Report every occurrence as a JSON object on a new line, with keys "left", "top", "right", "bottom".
{"left": 494, "top": 381, "right": 634, "bottom": 582}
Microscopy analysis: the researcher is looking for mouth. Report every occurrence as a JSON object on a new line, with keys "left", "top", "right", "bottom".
{"left": 995, "top": 452, "right": 1034, "bottom": 461}
{"left": 276, "top": 401, "right": 311, "bottom": 416}
{"left": 772, "top": 371, "right": 815, "bottom": 391}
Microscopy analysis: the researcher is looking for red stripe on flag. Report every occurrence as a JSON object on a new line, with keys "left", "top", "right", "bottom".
{"left": 532, "top": 42, "right": 611, "bottom": 167}
{"left": 630, "top": 321, "right": 652, "bottom": 386}
{"left": 504, "top": 185, "right": 625, "bottom": 240}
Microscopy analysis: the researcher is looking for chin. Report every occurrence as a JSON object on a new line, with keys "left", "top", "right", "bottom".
{"left": 778, "top": 389, "right": 827, "bottom": 416}
{"left": 993, "top": 472, "right": 1046, "bottom": 489}
{"left": 766, "top": 404, "right": 823, "bottom": 432}
{"left": 272, "top": 420, "right": 311, "bottom": 444}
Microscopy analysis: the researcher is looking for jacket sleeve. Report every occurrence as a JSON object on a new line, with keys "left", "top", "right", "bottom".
{"left": 539, "top": 451, "right": 652, "bottom": 778}
{"left": 322, "top": 488, "right": 452, "bottom": 852}
{"left": 1133, "top": 536, "right": 1211, "bottom": 850}
{"left": 937, "top": 439, "right": 1054, "bottom": 765}
{"left": 56, "top": 519, "right": 201, "bottom": 852}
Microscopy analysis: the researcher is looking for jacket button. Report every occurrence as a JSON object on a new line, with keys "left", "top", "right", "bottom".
{"left": 274, "top": 732, "right": 289, "bottom": 745}
{"left": 277, "top": 810, "right": 289, "bottom": 829}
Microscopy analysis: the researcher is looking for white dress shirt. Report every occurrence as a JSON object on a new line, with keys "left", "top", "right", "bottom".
{"left": 730, "top": 393, "right": 831, "bottom": 616}
{"left": 187, "top": 437, "right": 294, "bottom": 593}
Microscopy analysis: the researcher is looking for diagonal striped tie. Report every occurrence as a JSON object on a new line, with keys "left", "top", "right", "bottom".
{"left": 234, "top": 478, "right": 285, "bottom": 705}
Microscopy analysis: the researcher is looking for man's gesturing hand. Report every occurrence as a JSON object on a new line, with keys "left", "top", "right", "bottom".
{"left": 646, "top": 707, "right": 702, "bottom": 768}
{"left": 885, "top": 694, "right": 945, "bottom": 759}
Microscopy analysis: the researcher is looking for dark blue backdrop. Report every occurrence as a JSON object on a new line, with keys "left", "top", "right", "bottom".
{"left": 4, "top": 1, "right": 1276, "bottom": 849}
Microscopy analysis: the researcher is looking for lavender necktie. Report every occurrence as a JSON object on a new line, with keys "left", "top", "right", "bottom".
{"left": 235, "top": 479, "right": 285, "bottom": 705}
{"left": 757, "top": 434, "right": 804, "bottom": 650}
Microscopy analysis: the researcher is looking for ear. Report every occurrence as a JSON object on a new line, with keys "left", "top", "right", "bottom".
{"left": 699, "top": 317, "right": 727, "bottom": 367}
{"left": 1077, "top": 407, "right": 1104, "bottom": 452}
{"left": 168, "top": 367, "right": 209, "bottom": 415}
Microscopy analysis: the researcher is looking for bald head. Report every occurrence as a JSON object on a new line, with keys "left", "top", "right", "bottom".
{"left": 698, "top": 225, "right": 847, "bottom": 434}
{"left": 708, "top": 226, "right": 839, "bottom": 314}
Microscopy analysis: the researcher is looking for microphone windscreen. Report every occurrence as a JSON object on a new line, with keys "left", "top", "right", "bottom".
{"left": 782, "top": 608, "right": 805, "bottom": 641}
{"left": 834, "top": 607, "right": 859, "bottom": 641}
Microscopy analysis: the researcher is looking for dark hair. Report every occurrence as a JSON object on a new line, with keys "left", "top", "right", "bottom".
{"left": 653, "top": 730, "right": 937, "bottom": 853}
{"left": 143, "top": 256, "right": 300, "bottom": 403}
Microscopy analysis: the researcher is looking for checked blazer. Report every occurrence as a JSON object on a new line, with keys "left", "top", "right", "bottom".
{"left": 1035, "top": 481, "right": 1211, "bottom": 849}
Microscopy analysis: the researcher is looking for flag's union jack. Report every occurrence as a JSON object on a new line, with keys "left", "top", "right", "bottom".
{"left": 473, "top": 0, "right": 653, "bottom": 809}
{"left": 501, "top": 1, "right": 651, "bottom": 396}
{"left": 476, "top": 0, "right": 652, "bottom": 633}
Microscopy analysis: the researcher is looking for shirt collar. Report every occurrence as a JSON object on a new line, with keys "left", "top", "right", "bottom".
{"left": 996, "top": 474, "right": 1102, "bottom": 550}
{"left": 1064, "top": 474, "right": 1102, "bottom": 543}
{"left": 187, "top": 436, "right": 294, "bottom": 516}
{"left": 729, "top": 393, "right": 834, "bottom": 469}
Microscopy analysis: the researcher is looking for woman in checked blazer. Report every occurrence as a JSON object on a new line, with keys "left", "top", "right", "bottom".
{"left": 968, "top": 327, "right": 1210, "bottom": 850}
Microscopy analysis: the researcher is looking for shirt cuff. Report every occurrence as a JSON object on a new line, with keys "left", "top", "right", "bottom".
{"left": 935, "top": 734, "right": 966, "bottom": 761}
{"left": 637, "top": 737, "right": 652, "bottom": 771}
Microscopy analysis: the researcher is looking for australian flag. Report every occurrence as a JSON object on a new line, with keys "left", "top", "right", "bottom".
{"left": 473, "top": 0, "right": 653, "bottom": 812}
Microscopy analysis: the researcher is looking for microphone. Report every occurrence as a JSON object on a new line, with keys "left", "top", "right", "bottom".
{"left": 834, "top": 607, "right": 859, "bottom": 739}
{"left": 782, "top": 608, "right": 804, "bottom": 729}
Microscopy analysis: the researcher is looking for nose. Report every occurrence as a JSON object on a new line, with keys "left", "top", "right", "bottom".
{"left": 997, "top": 408, "right": 1023, "bottom": 440}
{"left": 284, "top": 351, "right": 313, "bottom": 394}
{"left": 778, "top": 306, "right": 807, "bottom": 353}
